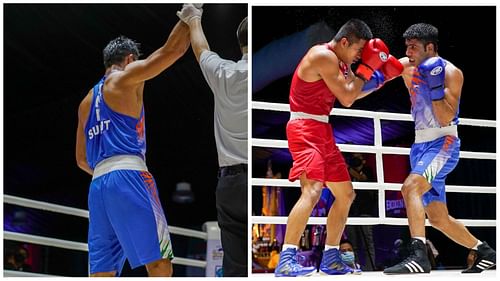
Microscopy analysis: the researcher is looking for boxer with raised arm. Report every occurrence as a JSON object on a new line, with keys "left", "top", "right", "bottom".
{"left": 76, "top": 19, "right": 190, "bottom": 277}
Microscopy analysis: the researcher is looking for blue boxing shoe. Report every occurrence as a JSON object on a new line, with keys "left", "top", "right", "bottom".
{"left": 274, "top": 248, "right": 316, "bottom": 277}
{"left": 319, "top": 248, "right": 356, "bottom": 275}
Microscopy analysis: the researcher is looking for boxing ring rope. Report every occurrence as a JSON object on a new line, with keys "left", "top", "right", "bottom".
{"left": 3, "top": 194, "right": 208, "bottom": 271}
{"left": 252, "top": 217, "right": 495, "bottom": 227}
{"left": 4, "top": 270, "right": 64, "bottom": 277}
{"left": 252, "top": 179, "right": 497, "bottom": 194}
{"left": 252, "top": 101, "right": 497, "bottom": 127}
{"left": 253, "top": 139, "right": 496, "bottom": 160}
{"left": 251, "top": 101, "right": 496, "bottom": 226}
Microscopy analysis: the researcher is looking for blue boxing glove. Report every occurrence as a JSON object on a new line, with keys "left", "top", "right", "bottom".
{"left": 418, "top": 57, "right": 446, "bottom": 101}
{"left": 362, "top": 70, "right": 385, "bottom": 92}
{"left": 362, "top": 55, "right": 404, "bottom": 93}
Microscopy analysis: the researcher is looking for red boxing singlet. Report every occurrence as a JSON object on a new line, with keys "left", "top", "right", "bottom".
{"left": 287, "top": 43, "right": 350, "bottom": 183}
{"left": 289, "top": 44, "right": 348, "bottom": 115}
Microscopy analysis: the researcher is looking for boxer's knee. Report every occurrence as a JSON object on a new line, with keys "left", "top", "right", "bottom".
{"left": 146, "top": 258, "right": 172, "bottom": 277}
{"left": 90, "top": 271, "right": 116, "bottom": 277}
{"left": 301, "top": 182, "right": 323, "bottom": 205}
{"left": 401, "top": 175, "right": 428, "bottom": 199}
{"left": 336, "top": 188, "right": 356, "bottom": 205}
{"left": 426, "top": 202, "right": 451, "bottom": 231}
{"left": 428, "top": 213, "right": 451, "bottom": 230}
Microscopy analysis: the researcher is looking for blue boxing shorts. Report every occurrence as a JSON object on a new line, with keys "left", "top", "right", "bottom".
{"left": 409, "top": 135, "right": 460, "bottom": 206}
{"left": 88, "top": 169, "right": 174, "bottom": 275}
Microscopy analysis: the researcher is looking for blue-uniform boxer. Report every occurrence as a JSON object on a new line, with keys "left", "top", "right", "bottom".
{"left": 77, "top": 28, "right": 190, "bottom": 276}
{"left": 384, "top": 23, "right": 496, "bottom": 275}
{"left": 408, "top": 57, "right": 461, "bottom": 207}
{"left": 85, "top": 77, "right": 173, "bottom": 275}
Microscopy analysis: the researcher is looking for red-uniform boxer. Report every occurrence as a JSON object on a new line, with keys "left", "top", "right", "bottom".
{"left": 275, "top": 19, "right": 401, "bottom": 277}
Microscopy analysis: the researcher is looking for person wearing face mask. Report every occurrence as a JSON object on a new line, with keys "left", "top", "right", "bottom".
{"left": 339, "top": 239, "right": 361, "bottom": 273}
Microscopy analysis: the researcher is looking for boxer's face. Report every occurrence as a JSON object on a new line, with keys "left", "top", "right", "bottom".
{"left": 405, "top": 39, "right": 428, "bottom": 66}
{"left": 345, "top": 39, "right": 366, "bottom": 65}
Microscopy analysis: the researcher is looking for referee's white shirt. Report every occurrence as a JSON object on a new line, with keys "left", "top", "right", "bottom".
{"left": 200, "top": 50, "right": 248, "bottom": 167}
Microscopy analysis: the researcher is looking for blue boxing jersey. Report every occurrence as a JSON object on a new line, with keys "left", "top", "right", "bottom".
{"left": 85, "top": 76, "right": 146, "bottom": 169}
{"left": 409, "top": 58, "right": 460, "bottom": 130}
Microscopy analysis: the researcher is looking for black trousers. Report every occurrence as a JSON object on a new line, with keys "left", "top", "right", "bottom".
{"left": 216, "top": 164, "right": 248, "bottom": 277}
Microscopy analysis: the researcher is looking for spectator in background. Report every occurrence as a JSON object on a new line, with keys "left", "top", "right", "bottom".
{"left": 340, "top": 239, "right": 362, "bottom": 273}
{"left": 344, "top": 152, "right": 377, "bottom": 270}
{"left": 4, "top": 248, "right": 17, "bottom": 270}
{"left": 346, "top": 153, "right": 373, "bottom": 182}
{"left": 4, "top": 243, "right": 32, "bottom": 272}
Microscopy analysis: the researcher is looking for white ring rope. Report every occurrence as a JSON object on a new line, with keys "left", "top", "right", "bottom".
{"left": 4, "top": 270, "right": 62, "bottom": 277}
{"left": 4, "top": 231, "right": 88, "bottom": 251}
{"left": 3, "top": 195, "right": 207, "bottom": 240}
{"left": 4, "top": 194, "right": 208, "bottom": 269}
{"left": 4, "top": 194, "right": 89, "bottom": 218}
{"left": 4, "top": 231, "right": 207, "bottom": 269}
{"left": 251, "top": 178, "right": 496, "bottom": 194}
{"left": 251, "top": 216, "right": 496, "bottom": 227}
{"left": 252, "top": 101, "right": 496, "bottom": 225}
{"left": 252, "top": 139, "right": 496, "bottom": 160}
{"left": 252, "top": 101, "right": 497, "bottom": 127}
{"left": 3, "top": 231, "right": 207, "bottom": 269}
{"left": 169, "top": 226, "right": 208, "bottom": 240}
{"left": 171, "top": 257, "right": 207, "bottom": 269}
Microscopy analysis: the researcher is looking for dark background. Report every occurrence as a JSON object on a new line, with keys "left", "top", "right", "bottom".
{"left": 253, "top": 6, "right": 496, "bottom": 120}
{"left": 252, "top": 6, "right": 496, "bottom": 270}
{"left": 4, "top": 3, "right": 247, "bottom": 276}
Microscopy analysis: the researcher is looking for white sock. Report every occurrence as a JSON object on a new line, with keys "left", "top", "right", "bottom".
{"left": 282, "top": 244, "right": 298, "bottom": 251}
{"left": 414, "top": 237, "right": 426, "bottom": 244}
{"left": 472, "top": 240, "right": 483, "bottom": 250}
{"left": 324, "top": 244, "right": 339, "bottom": 251}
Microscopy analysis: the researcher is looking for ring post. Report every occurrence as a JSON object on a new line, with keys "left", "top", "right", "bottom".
{"left": 203, "top": 221, "right": 223, "bottom": 277}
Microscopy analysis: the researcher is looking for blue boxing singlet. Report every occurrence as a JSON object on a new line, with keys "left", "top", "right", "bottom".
{"left": 409, "top": 58, "right": 460, "bottom": 130}
{"left": 85, "top": 76, "right": 146, "bottom": 169}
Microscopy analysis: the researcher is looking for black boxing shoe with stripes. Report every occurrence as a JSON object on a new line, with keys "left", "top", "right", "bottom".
{"left": 462, "top": 242, "right": 496, "bottom": 273}
{"left": 383, "top": 238, "right": 431, "bottom": 274}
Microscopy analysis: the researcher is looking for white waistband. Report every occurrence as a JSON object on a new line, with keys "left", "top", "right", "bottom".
{"left": 93, "top": 155, "right": 148, "bottom": 180}
{"left": 415, "top": 125, "right": 458, "bottom": 143}
{"left": 290, "top": 111, "right": 329, "bottom": 123}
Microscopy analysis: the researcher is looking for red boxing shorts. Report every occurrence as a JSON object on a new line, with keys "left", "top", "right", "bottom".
{"left": 286, "top": 119, "right": 350, "bottom": 183}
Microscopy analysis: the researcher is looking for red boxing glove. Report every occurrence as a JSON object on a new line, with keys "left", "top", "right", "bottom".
{"left": 380, "top": 55, "right": 403, "bottom": 81}
{"left": 356, "top": 38, "right": 389, "bottom": 81}
{"left": 361, "top": 55, "right": 403, "bottom": 93}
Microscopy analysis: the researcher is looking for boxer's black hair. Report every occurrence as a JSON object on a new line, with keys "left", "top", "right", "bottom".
{"left": 103, "top": 36, "right": 141, "bottom": 68}
{"left": 334, "top": 18, "right": 373, "bottom": 45}
{"left": 403, "top": 23, "right": 439, "bottom": 52}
